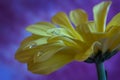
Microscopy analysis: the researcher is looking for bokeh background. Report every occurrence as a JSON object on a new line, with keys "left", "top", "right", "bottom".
{"left": 0, "top": 0, "right": 120, "bottom": 80}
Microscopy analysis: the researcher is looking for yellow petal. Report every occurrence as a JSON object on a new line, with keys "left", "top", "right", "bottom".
{"left": 47, "top": 27, "right": 73, "bottom": 38}
{"left": 112, "top": 36, "right": 120, "bottom": 50}
{"left": 76, "top": 23, "right": 106, "bottom": 45}
{"left": 93, "top": 1, "right": 111, "bottom": 32}
{"left": 52, "top": 12, "right": 74, "bottom": 30}
{"left": 48, "top": 36, "right": 82, "bottom": 49}
{"left": 76, "top": 24, "right": 90, "bottom": 41}
{"left": 106, "top": 13, "right": 120, "bottom": 31}
{"left": 101, "top": 29, "right": 120, "bottom": 53}
{"left": 52, "top": 12, "right": 84, "bottom": 41}
{"left": 26, "top": 22, "right": 55, "bottom": 36}
{"left": 107, "top": 26, "right": 120, "bottom": 37}
{"left": 21, "top": 35, "right": 40, "bottom": 45}
{"left": 76, "top": 24, "right": 96, "bottom": 42}
{"left": 103, "top": 34, "right": 120, "bottom": 52}
{"left": 69, "top": 9, "right": 88, "bottom": 26}
{"left": 18, "top": 37, "right": 48, "bottom": 52}
{"left": 33, "top": 42, "right": 65, "bottom": 62}
{"left": 15, "top": 46, "right": 42, "bottom": 63}
{"left": 28, "top": 47, "right": 75, "bottom": 74}
{"left": 15, "top": 36, "right": 48, "bottom": 63}
{"left": 87, "top": 21, "right": 97, "bottom": 32}
{"left": 75, "top": 41, "right": 101, "bottom": 61}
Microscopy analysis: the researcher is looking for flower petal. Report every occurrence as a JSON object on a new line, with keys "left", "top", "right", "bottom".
{"left": 33, "top": 42, "right": 65, "bottom": 62}
{"left": 76, "top": 24, "right": 105, "bottom": 42}
{"left": 52, "top": 12, "right": 84, "bottom": 41}
{"left": 103, "top": 33, "right": 120, "bottom": 52}
{"left": 93, "top": 1, "right": 111, "bottom": 32}
{"left": 69, "top": 9, "right": 88, "bottom": 26}
{"left": 26, "top": 22, "right": 55, "bottom": 36}
{"left": 15, "top": 36, "right": 48, "bottom": 63}
{"left": 102, "top": 26, "right": 120, "bottom": 53}
{"left": 75, "top": 42, "right": 101, "bottom": 61}
{"left": 107, "top": 26, "right": 120, "bottom": 37}
{"left": 28, "top": 47, "right": 75, "bottom": 74}
{"left": 52, "top": 12, "right": 74, "bottom": 30}
{"left": 76, "top": 24, "right": 91, "bottom": 42}
{"left": 47, "top": 27, "right": 73, "bottom": 38}
{"left": 106, "top": 13, "right": 120, "bottom": 31}
{"left": 15, "top": 46, "right": 42, "bottom": 63}
{"left": 21, "top": 35, "right": 41, "bottom": 45}
{"left": 48, "top": 36, "right": 83, "bottom": 49}
{"left": 87, "top": 21, "right": 97, "bottom": 32}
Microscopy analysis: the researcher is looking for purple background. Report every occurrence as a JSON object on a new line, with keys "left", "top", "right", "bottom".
{"left": 0, "top": 0, "right": 120, "bottom": 80}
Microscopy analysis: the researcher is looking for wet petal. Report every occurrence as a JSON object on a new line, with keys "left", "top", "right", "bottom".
{"left": 52, "top": 12, "right": 84, "bottom": 41}
{"left": 69, "top": 9, "right": 88, "bottom": 26}
{"left": 48, "top": 36, "right": 82, "bottom": 49}
{"left": 15, "top": 37, "right": 48, "bottom": 63}
{"left": 18, "top": 37, "right": 48, "bottom": 52}
{"left": 47, "top": 28, "right": 73, "bottom": 38}
{"left": 21, "top": 35, "right": 41, "bottom": 45}
{"left": 28, "top": 47, "right": 75, "bottom": 74}
{"left": 33, "top": 42, "right": 65, "bottom": 62}
{"left": 15, "top": 46, "right": 43, "bottom": 63}
{"left": 93, "top": 1, "right": 111, "bottom": 32}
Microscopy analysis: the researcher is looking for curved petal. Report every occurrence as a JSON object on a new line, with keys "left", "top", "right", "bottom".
{"left": 76, "top": 24, "right": 91, "bottom": 42}
{"left": 76, "top": 24, "right": 105, "bottom": 42}
{"left": 28, "top": 47, "right": 75, "bottom": 74}
{"left": 104, "top": 33, "right": 120, "bottom": 52}
{"left": 75, "top": 41, "right": 101, "bottom": 61}
{"left": 107, "top": 26, "right": 120, "bottom": 37}
{"left": 102, "top": 26, "right": 120, "bottom": 53}
{"left": 48, "top": 36, "right": 83, "bottom": 49}
{"left": 106, "top": 13, "right": 120, "bottom": 31}
{"left": 15, "top": 46, "right": 43, "bottom": 63}
{"left": 15, "top": 36, "right": 48, "bottom": 63}
{"left": 47, "top": 27, "right": 73, "bottom": 38}
{"left": 26, "top": 22, "right": 55, "bottom": 36}
{"left": 87, "top": 21, "right": 97, "bottom": 32}
{"left": 52, "top": 12, "right": 84, "bottom": 41}
{"left": 21, "top": 35, "right": 41, "bottom": 45}
{"left": 93, "top": 1, "right": 111, "bottom": 32}
{"left": 112, "top": 36, "right": 120, "bottom": 51}
{"left": 52, "top": 12, "right": 74, "bottom": 30}
{"left": 33, "top": 42, "right": 65, "bottom": 62}
{"left": 69, "top": 9, "right": 88, "bottom": 26}
{"left": 18, "top": 36, "right": 48, "bottom": 52}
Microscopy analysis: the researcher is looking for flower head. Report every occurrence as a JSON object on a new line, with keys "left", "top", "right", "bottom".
{"left": 15, "top": 1, "right": 120, "bottom": 74}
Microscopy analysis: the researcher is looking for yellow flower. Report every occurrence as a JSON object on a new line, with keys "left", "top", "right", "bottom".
{"left": 15, "top": 1, "right": 120, "bottom": 74}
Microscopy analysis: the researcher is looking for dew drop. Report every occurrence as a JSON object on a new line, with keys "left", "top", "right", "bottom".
{"left": 24, "top": 42, "right": 37, "bottom": 49}
{"left": 29, "top": 42, "right": 37, "bottom": 48}
{"left": 37, "top": 51, "right": 43, "bottom": 56}
{"left": 47, "top": 28, "right": 61, "bottom": 35}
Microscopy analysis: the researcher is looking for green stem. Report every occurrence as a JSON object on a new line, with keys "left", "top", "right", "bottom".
{"left": 96, "top": 62, "right": 107, "bottom": 80}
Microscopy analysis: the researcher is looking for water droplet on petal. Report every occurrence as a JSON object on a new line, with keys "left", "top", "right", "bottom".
{"left": 37, "top": 51, "right": 43, "bottom": 56}
{"left": 29, "top": 42, "right": 37, "bottom": 48}
{"left": 47, "top": 28, "right": 61, "bottom": 35}
{"left": 24, "top": 42, "right": 37, "bottom": 49}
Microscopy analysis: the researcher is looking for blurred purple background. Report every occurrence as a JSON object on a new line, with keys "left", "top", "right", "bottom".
{"left": 0, "top": 0, "right": 120, "bottom": 80}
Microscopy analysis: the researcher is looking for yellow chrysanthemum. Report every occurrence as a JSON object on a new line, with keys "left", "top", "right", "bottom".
{"left": 15, "top": 1, "right": 120, "bottom": 74}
